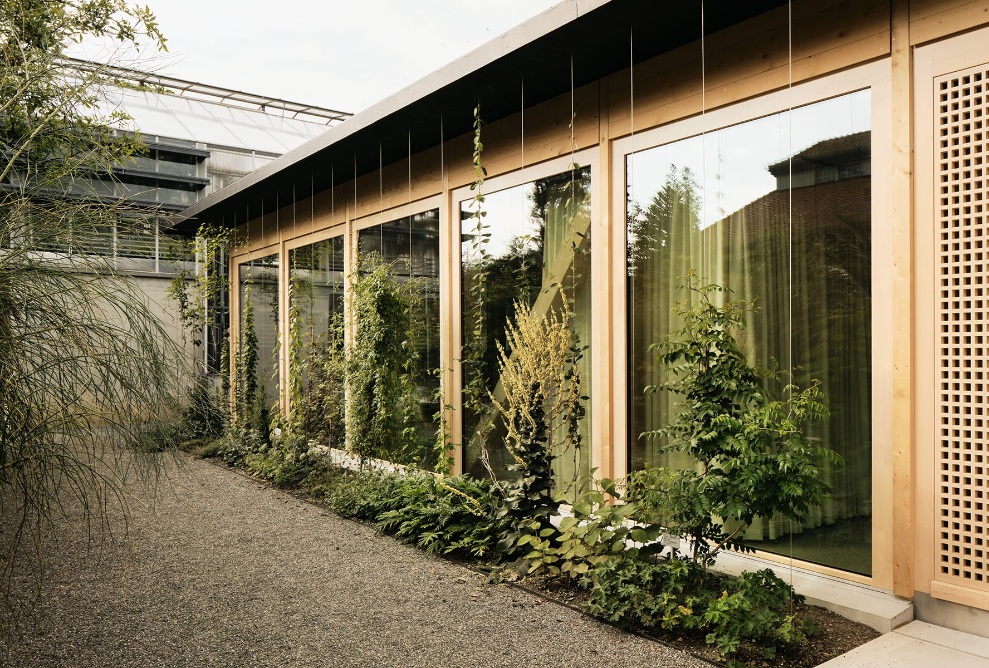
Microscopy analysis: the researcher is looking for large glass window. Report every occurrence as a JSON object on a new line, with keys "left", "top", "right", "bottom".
{"left": 288, "top": 236, "right": 345, "bottom": 446}
{"left": 626, "top": 91, "right": 872, "bottom": 574}
{"left": 290, "top": 236, "right": 346, "bottom": 341}
{"left": 460, "top": 167, "right": 592, "bottom": 493}
{"left": 238, "top": 252, "right": 280, "bottom": 409}
{"left": 357, "top": 209, "right": 441, "bottom": 460}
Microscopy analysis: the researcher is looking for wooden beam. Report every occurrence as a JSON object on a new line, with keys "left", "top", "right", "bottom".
{"left": 891, "top": 0, "right": 916, "bottom": 600}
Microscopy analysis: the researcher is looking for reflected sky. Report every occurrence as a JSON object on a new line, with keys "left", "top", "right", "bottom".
{"left": 628, "top": 90, "right": 870, "bottom": 228}
{"left": 461, "top": 182, "right": 539, "bottom": 261}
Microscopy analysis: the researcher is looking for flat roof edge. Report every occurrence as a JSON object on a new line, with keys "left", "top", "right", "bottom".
{"left": 174, "top": 0, "right": 609, "bottom": 228}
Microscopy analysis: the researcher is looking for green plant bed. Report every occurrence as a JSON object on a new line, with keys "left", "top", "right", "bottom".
{"left": 521, "top": 570, "right": 879, "bottom": 668}
{"left": 190, "top": 443, "right": 879, "bottom": 667}
{"left": 584, "top": 559, "right": 806, "bottom": 663}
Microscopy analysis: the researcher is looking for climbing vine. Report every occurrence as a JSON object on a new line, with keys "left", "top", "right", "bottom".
{"left": 235, "top": 289, "right": 265, "bottom": 437}
{"left": 347, "top": 253, "right": 429, "bottom": 466}
{"left": 167, "top": 223, "right": 231, "bottom": 364}
{"left": 461, "top": 102, "right": 495, "bottom": 456}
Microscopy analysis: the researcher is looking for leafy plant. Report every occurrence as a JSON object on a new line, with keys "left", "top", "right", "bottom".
{"left": 430, "top": 365, "right": 456, "bottom": 475}
{"left": 0, "top": 0, "right": 177, "bottom": 629}
{"left": 167, "top": 223, "right": 230, "bottom": 358}
{"left": 584, "top": 558, "right": 806, "bottom": 662}
{"left": 376, "top": 474, "right": 509, "bottom": 560}
{"left": 234, "top": 289, "right": 270, "bottom": 447}
{"left": 485, "top": 298, "right": 587, "bottom": 562}
{"left": 636, "top": 275, "right": 841, "bottom": 567}
{"left": 179, "top": 375, "right": 225, "bottom": 441}
{"left": 321, "top": 470, "right": 406, "bottom": 521}
{"left": 516, "top": 479, "right": 661, "bottom": 579}
{"left": 346, "top": 253, "right": 428, "bottom": 466}
{"left": 461, "top": 102, "right": 495, "bottom": 452}
{"left": 294, "top": 315, "right": 347, "bottom": 448}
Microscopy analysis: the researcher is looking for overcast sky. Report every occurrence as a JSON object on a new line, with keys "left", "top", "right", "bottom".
{"left": 134, "top": 0, "right": 560, "bottom": 115}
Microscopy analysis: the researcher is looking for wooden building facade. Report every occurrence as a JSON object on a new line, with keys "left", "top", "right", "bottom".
{"left": 177, "top": 0, "right": 989, "bottom": 631}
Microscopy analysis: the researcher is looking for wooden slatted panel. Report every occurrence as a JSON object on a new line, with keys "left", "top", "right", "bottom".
{"left": 936, "top": 63, "right": 989, "bottom": 592}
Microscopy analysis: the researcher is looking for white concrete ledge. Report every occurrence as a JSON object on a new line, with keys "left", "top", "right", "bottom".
{"left": 714, "top": 550, "right": 914, "bottom": 634}
{"left": 819, "top": 621, "right": 989, "bottom": 667}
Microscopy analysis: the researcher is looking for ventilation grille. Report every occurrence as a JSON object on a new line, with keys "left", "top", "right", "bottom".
{"left": 936, "top": 65, "right": 989, "bottom": 591}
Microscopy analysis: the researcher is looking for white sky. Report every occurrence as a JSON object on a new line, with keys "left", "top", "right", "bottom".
{"left": 130, "top": 0, "right": 561, "bottom": 115}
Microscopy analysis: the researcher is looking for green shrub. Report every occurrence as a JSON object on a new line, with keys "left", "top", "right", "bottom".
{"left": 180, "top": 376, "right": 225, "bottom": 440}
{"left": 323, "top": 470, "right": 406, "bottom": 521}
{"left": 637, "top": 276, "right": 840, "bottom": 567}
{"left": 584, "top": 558, "right": 806, "bottom": 661}
{"left": 196, "top": 437, "right": 228, "bottom": 459}
{"left": 513, "top": 480, "right": 662, "bottom": 579}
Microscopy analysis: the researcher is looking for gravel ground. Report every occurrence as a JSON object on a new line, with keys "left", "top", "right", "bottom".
{"left": 3, "top": 453, "right": 709, "bottom": 668}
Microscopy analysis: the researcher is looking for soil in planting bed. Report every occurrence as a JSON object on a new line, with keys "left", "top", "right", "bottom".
{"left": 518, "top": 575, "right": 882, "bottom": 668}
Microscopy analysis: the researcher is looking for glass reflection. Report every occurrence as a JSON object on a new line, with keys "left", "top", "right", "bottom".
{"left": 460, "top": 167, "right": 592, "bottom": 494}
{"left": 626, "top": 91, "right": 872, "bottom": 574}
{"left": 289, "top": 236, "right": 346, "bottom": 448}
{"left": 357, "top": 209, "right": 441, "bottom": 463}
{"left": 239, "top": 252, "right": 280, "bottom": 409}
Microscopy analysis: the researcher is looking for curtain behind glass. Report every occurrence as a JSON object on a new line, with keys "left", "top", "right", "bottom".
{"left": 626, "top": 92, "right": 872, "bottom": 574}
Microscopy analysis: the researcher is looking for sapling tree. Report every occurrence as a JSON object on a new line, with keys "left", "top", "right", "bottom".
{"left": 635, "top": 276, "right": 842, "bottom": 568}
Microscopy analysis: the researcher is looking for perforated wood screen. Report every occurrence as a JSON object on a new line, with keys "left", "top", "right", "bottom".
{"left": 936, "top": 64, "right": 989, "bottom": 593}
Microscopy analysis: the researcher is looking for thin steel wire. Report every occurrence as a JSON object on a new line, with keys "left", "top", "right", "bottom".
{"left": 786, "top": 0, "right": 796, "bottom": 593}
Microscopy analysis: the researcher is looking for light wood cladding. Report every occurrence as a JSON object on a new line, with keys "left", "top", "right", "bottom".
{"left": 891, "top": 0, "right": 916, "bottom": 599}
{"left": 912, "top": 0, "right": 989, "bottom": 46}
{"left": 606, "top": 0, "right": 889, "bottom": 138}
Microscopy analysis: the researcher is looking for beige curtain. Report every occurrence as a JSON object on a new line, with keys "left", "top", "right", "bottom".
{"left": 627, "top": 163, "right": 872, "bottom": 539}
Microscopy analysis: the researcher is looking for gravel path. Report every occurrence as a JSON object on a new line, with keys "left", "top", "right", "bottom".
{"left": 4, "top": 453, "right": 708, "bottom": 668}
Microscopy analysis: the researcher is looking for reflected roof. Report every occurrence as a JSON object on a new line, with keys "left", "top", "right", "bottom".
{"left": 113, "top": 88, "right": 331, "bottom": 154}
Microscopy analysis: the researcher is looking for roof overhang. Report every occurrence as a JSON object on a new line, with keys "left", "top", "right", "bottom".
{"left": 171, "top": 0, "right": 786, "bottom": 235}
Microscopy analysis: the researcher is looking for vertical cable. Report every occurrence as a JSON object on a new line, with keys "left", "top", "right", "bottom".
{"left": 629, "top": 26, "right": 635, "bottom": 142}
{"left": 700, "top": 0, "right": 707, "bottom": 252}
{"left": 628, "top": 26, "right": 635, "bottom": 465}
{"left": 787, "top": 0, "right": 794, "bottom": 384}
{"left": 327, "top": 166, "right": 333, "bottom": 315}
{"left": 569, "top": 51, "right": 579, "bottom": 490}
{"left": 570, "top": 53, "right": 577, "bottom": 167}
{"left": 521, "top": 77, "right": 527, "bottom": 282}
{"left": 408, "top": 130, "right": 413, "bottom": 218}
{"left": 786, "top": 0, "right": 796, "bottom": 597}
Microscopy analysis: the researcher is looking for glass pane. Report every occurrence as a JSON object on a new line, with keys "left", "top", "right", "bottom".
{"left": 460, "top": 167, "right": 592, "bottom": 496}
{"left": 356, "top": 209, "right": 442, "bottom": 463}
{"left": 289, "top": 236, "right": 346, "bottom": 448}
{"left": 239, "top": 253, "right": 280, "bottom": 410}
{"left": 626, "top": 91, "right": 872, "bottom": 574}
